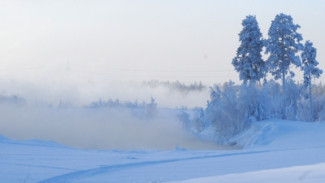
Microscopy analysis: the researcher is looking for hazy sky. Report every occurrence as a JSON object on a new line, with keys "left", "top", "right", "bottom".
{"left": 0, "top": 0, "right": 325, "bottom": 104}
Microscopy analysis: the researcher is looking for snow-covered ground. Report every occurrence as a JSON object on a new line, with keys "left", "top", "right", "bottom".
{"left": 169, "top": 163, "right": 325, "bottom": 183}
{"left": 1, "top": 119, "right": 325, "bottom": 183}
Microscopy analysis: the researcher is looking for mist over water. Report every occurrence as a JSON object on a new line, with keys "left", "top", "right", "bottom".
{"left": 0, "top": 82, "right": 219, "bottom": 150}
{"left": 0, "top": 105, "right": 219, "bottom": 150}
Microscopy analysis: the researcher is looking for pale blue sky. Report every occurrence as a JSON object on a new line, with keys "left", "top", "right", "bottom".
{"left": 0, "top": 0, "right": 324, "bottom": 105}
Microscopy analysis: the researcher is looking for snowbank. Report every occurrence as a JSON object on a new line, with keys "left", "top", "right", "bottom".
{"left": 229, "top": 119, "right": 325, "bottom": 149}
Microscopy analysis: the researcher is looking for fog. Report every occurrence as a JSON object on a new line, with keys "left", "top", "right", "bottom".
{"left": 0, "top": 83, "right": 219, "bottom": 150}
{"left": 0, "top": 79, "right": 209, "bottom": 108}
{"left": 0, "top": 104, "right": 220, "bottom": 150}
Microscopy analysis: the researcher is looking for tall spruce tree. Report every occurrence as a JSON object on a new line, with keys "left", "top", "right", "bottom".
{"left": 232, "top": 15, "right": 266, "bottom": 85}
{"left": 265, "top": 13, "right": 303, "bottom": 119}
{"left": 301, "top": 41, "right": 323, "bottom": 121}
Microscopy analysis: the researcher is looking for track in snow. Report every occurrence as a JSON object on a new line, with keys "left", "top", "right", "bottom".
{"left": 38, "top": 150, "right": 269, "bottom": 183}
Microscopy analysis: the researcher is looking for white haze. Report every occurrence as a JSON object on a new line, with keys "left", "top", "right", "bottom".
{"left": 0, "top": 103, "right": 219, "bottom": 150}
{"left": 0, "top": 79, "right": 215, "bottom": 150}
{"left": 0, "top": 79, "right": 209, "bottom": 108}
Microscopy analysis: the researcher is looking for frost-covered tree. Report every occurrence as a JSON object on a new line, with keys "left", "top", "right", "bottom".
{"left": 232, "top": 15, "right": 266, "bottom": 85}
{"left": 204, "top": 81, "right": 260, "bottom": 143}
{"left": 266, "top": 13, "right": 303, "bottom": 119}
{"left": 285, "top": 78, "right": 302, "bottom": 120}
{"left": 301, "top": 41, "right": 323, "bottom": 121}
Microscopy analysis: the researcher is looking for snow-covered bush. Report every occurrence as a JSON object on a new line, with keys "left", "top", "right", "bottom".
{"left": 296, "top": 83, "right": 325, "bottom": 121}
{"left": 259, "top": 80, "right": 282, "bottom": 119}
{"left": 317, "top": 107, "right": 325, "bottom": 122}
{"left": 203, "top": 81, "right": 261, "bottom": 143}
{"left": 311, "top": 84, "right": 325, "bottom": 121}
{"left": 285, "top": 78, "right": 303, "bottom": 120}
{"left": 297, "top": 98, "right": 311, "bottom": 121}
{"left": 180, "top": 78, "right": 325, "bottom": 144}
{"left": 177, "top": 81, "right": 267, "bottom": 144}
{"left": 178, "top": 108, "right": 206, "bottom": 134}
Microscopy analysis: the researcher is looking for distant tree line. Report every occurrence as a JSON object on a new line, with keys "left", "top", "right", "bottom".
{"left": 143, "top": 80, "right": 206, "bottom": 94}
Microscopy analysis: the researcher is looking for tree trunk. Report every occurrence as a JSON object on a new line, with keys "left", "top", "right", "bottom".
{"left": 309, "top": 73, "right": 313, "bottom": 122}
{"left": 282, "top": 68, "right": 286, "bottom": 119}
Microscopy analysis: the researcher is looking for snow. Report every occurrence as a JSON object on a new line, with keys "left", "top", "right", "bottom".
{"left": 1, "top": 119, "right": 325, "bottom": 183}
{"left": 169, "top": 163, "right": 325, "bottom": 183}
{"left": 230, "top": 119, "right": 325, "bottom": 149}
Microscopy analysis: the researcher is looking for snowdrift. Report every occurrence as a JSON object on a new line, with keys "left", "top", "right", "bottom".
{"left": 230, "top": 119, "right": 325, "bottom": 149}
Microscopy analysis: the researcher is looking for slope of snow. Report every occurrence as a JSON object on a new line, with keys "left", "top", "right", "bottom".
{"left": 1, "top": 119, "right": 325, "bottom": 183}
{"left": 169, "top": 163, "right": 325, "bottom": 183}
{"left": 230, "top": 119, "right": 325, "bottom": 149}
